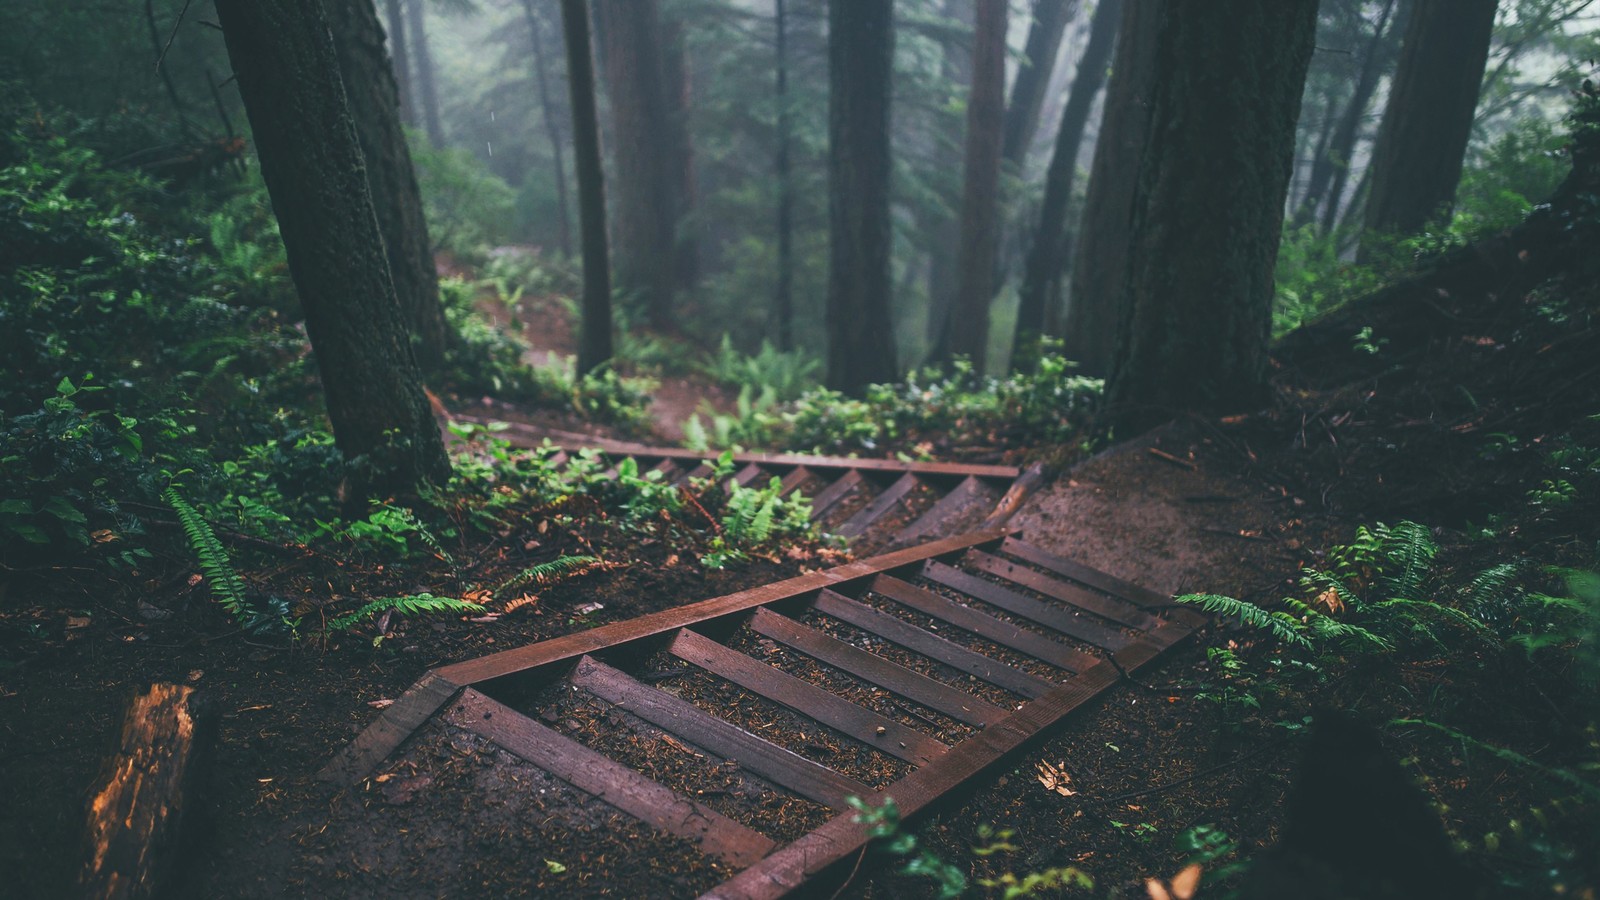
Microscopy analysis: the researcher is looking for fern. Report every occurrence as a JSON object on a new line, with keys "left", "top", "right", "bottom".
{"left": 326, "top": 593, "right": 485, "bottom": 632}
{"left": 492, "top": 554, "right": 600, "bottom": 594}
{"left": 1283, "top": 598, "right": 1393, "bottom": 653}
{"left": 1375, "top": 521, "right": 1438, "bottom": 601}
{"left": 165, "top": 486, "right": 252, "bottom": 625}
{"left": 1176, "top": 594, "right": 1313, "bottom": 648}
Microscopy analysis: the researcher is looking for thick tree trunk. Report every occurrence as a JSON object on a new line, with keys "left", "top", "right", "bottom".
{"left": 561, "top": 0, "right": 614, "bottom": 373}
{"left": 773, "top": 0, "right": 794, "bottom": 350}
{"left": 826, "top": 0, "right": 898, "bottom": 394}
{"left": 660, "top": 13, "right": 700, "bottom": 291}
{"left": 522, "top": 0, "right": 573, "bottom": 259}
{"left": 217, "top": 0, "right": 450, "bottom": 492}
{"left": 593, "top": 0, "right": 678, "bottom": 329}
{"left": 999, "top": 0, "right": 1077, "bottom": 176}
{"left": 405, "top": 0, "right": 446, "bottom": 148}
{"left": 924, "top": 0, "right": 974, "bottom": 360}
{"left": 1360, "top": 0, "right": 1498, "bottom": 259}
{"left": 1012, "top": 0, "right": 1121, "bottom": 372}
{"left": 946, "top": 0, "right": 1008, "bottom": 372}
{"left": 1102, "top": 0, "right": 1318, "bottom": 434}
{"left": 328, "top": 0, "right": 456, "bottom": 375}
{"left": 79, "top": 684, "right": 211, "bottom": 900}
{"left": 383, "top": 0, "right": 415, "bottom": 127}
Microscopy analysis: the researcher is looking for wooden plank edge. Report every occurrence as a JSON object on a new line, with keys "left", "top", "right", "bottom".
{"left": 316, "top": 671, "right": 462, "bottom": 785}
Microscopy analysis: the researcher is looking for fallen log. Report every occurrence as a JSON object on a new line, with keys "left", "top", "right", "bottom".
{"left": 80, "top": 682, "right": 212, "bottom": 900}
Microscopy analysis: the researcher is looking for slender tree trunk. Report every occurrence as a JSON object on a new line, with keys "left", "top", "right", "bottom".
{"left": 1322, "top": 0, "right": 1408, "bottom": 235}
{"left": 561, "top": 0, "right": 613, "bottom": 373}
{"left": 1102, "top": 0, "right": 1318, "bottom": 434}
{"left": 773, "top": 0, "right": 795, "bottom": 351}
{"left": 1360, "top": 0, "right": 1498, "bottom": 260}
{"left": 946, "top": 0, "right": 1008, "bottom": 372}
{"left": 145, "top": 0, "right": 196, "bottom": 139}
{"left": 327, "top": 0, "right": 456, "bottom": 375}
{"left": 925, "top": 0, "right": 974, "bottom": 360}
{"left": 522, "top": 0, "right": 573, "bottom": 259}
{"left": 216, "top": 0, "right": 450, "bottom": 492}
{"left": 826, "top": 0, "right": 898, "bottom": 394}
{"left": 1000, "top": 0, "right": 1077, "bottom": 176}
{"left": 405, "top": 0, "right": 446, "bottom": 148}
{"left": 593, "top": 0, "right": 678, "bottom": 329}
{"left": 1061, "top": 0, "right": 1157, "bottom": 378}
{"left": 660, "top": 13, "right": 699, "bottom": 291}
{"left": 383, "top": 0, "right": 415, "bottom": 127}
{"left": 1012, "top": 0, "right": 1121, "bottom": 372}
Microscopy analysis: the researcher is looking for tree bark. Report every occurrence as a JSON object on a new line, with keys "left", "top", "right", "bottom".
{"left": 1012, "top": 0, "right": 1121, "bottom": 373}
{"left": 217, "top": 0, "right": 450, "bottom": 492}
{"left": 946, "top": 0, "right": 1008, "bottom": 372}
{"left": 999, "top": 0, "right": 1077, "bottom": 176}
{"left": 1102, "top": 0, "right": 1318, "bottom": 434}
{"left": 522, "top": 0, "right": 573, "bottom": 259}
{"left": 405, "top": 0, "right": 447, "bottom": 148}
{"left": 924, "top": 0, "right": 974, "bottom": 360}
{"left": 562, "top": 0, "right": 614, "bottom": 374}
{"left": 382, "top": 0, "right": 415, "bottom": 127}
{"left": 660, "top": 12, "right": 700, "bottom": 291}
{"left": 773, "top": 0, "right": 795, "bottom": 350}
{"left": 328, "top": 0, "right": 456, "bottom": 375}
{"left": 592, "top": 0, "right": 679, "bottom": 329}
{"left": 826, "top": 0, "right": 898, "bottom": 394}
{"left": 1360, "top": 0, "right": 1498, "bottom": 259}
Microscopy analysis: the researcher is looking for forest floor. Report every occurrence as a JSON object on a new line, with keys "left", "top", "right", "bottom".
{"left": 1, "top": 258, "right": 1595, "bottom": 898}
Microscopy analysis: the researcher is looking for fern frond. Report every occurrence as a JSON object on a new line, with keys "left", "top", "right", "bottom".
{"left": 326, "top": 593, "right": 485, "bottom": 632}
{"left": 1372, "top": 598, "right": 1497, "bottom": 641}
{"left": 1464, "top": 561, "right": 1526, "bottom": 616}
{"left": 492, "top": 554, "right": 601, "bottom": 594}
{"left": 1176, "top": 594, "right": 1312, "bottom": 648}
{"left": 1377, "top": 521, "right": 1437, "bottom": 600}
{"left": 1283, "top": 597, "right": 1393, "bottom": 653}
{"left": 165, "top": 486, "right": 251, "bottom": 625}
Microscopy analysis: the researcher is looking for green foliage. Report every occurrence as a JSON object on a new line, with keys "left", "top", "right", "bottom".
{"left": 699, "top": 335, "right": 821, "bottom": 402}
{"left": 491, "top": 554, "right": 600, "bottom": 595}
{"left": 325, "top": 593, "right": 485, "bottom": 634}
{"left": 165, "top": 486, "right": 264, "bottom": 630}
{"left": 410, "top": 135, "right": 518, "bottom": 262}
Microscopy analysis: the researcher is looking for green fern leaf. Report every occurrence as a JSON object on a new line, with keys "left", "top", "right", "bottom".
{"left": 165, "top": 486, "right": 252, "bottom": 624}
{"left": 492, "top": 554, "right": 600, "bottom": 594}
{"left": 326, "top": 593, "right": 485, "bottom": 632}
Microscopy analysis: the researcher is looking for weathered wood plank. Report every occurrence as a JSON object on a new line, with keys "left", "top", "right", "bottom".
{"left": 809, "top": 469, "right": 866, "bottom": 521}
{"left": 731, "top": 462, "right": 768, "bottom": 489}
{"left": 998, "top": 537, "right": 1174, "bottom": 609}
{"left": 318, "top": 671, "right": 461, "bottom": 784}
{"left": 777, "top": 466, "right": 815, "bottom": 497}
{"left": 921, "top": 561, "right": 1136, "bottom": 650}
{"left": 572, "top": 656, "right": 872, "bottom": 809}
{"left": 836, "top": 473, "right": 921, "bottom": 539}
{"left": 871, "top": 575, "right": 1102, "bottom": 669}
{"left": 894, "top": 476, "right": 996, "bottom": 547}
{"left": 446, "top": 689, "right": 776, "bottom": 868}
{"left": 964, "top": 549, "right": 1156, "bottom": 629}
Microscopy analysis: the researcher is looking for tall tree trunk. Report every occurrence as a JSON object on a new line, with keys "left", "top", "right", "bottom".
{"left": 1012, "top": 0, "right": 1121, "bottom": 373}
{"left": 999, "top": 0, "right": 1077, "bottom": 176}
{"left": 660, "top": 14, "right": 699, "bottom": 291}
{"left": 1322, "top": 0, "right": 1408, "bottom": 235}
{"left": 216, "top": 0, "right": 450, "bottom": 492}
{"left": 773, "top": 0, "right": 795, "bottom": 351}
{"left": 561, "top": 0, "right": 613, "bottom": 373}
{"left": 327, "top": 0, "right": 456, "bottom": 375}
{"left": 383, "top": 0, "right": 415, "bottom": 127}
{"left": 1360, "top": 0, "right": 1498, "bottom": 260}
{"left": 522, "top": 0, "right": 573, "bottom": 259}
{"left": 1061, "top": 0, "right": 1157, "bottom": 379}
{"left": 1295, "top": 0, "right": 1399, "bottom": 231}
{"left": 924, "top": 0, "right": 974, "bottom": 361}
{"left": 593, "top": 0, "right": 678, "bottom": 329}
{"left": 826, "top": 0, "right": 898, "bottom": 394}
{"left": 1102, "top": 0, "right": 1318, "bottom": 434}
{"left": 405, "top": 0, "right": 446, "bottom": 148}
{"left": 946, "top": 0, "right": 1008, "bottom": 372}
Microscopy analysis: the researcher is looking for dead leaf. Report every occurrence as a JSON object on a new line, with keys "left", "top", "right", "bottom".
{"left": 1313, "top": 588, "right": 1345, "bottom": 616}
{"left": 89, "top": 529, "right": 118, "bottom": 543}
{"left": 504, "top": 594, "right": 539, "bottom": 614}
{"left": 1170, "top": 864, "right": 1202, "bottom": 900}
{"left": 1145, "top": 878, "right": 1172, "bottom": 900}
{"left": 661, "top": 734, "right": 701, "bottom": 757}
{"left": 186, "top": 573, "right": 203, "bottom": 587}
{"left": 368, "top": 699, "right": 395, "bottom": 710}
{"left": 462, "top": 588, "right": 493, "bottom": 605}
{"left": 381, "top": 774, "right": 433, "bottom": 805}
{"left": 1035, "top": 761, "right": 1077, "bottom": 796}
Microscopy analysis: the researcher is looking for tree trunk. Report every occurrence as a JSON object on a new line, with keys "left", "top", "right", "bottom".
{"left": 660, "top": 12, "right": 700, "bottom": 291}
{"left": 328, "top": 0, "right": 456, "bottom": 375}
{"left": 773, "top": 0, "right": 794, "bottom": 350}
{"left": 1102, "top": 0, "right": 1318, "bottom": 434}
{"left": 405, "top": 0, "right": 446, "bottom": 148}
{"left": 946, "top": 0, "right": 1008, "bottom": 372}
{"left": 1322, "top": 0, "right": 1408, "bottom": 235}
{"left": 1012, "top": 0, "right": 1121, "bottom": 373}
{"left": 826, "top": 0, "right": 898, "bottom": 394}
{"left": 522, "top": 0, "right": 573, "bottom": 259}
{"left": 562, "top": 0, "right": 614, "bottom": 374}
{"left": 924, "top": 0, "right": 973, "bottom": 361}
{"left": 217, "top": 0, "right": 450, "bottom": 492}
{"left": 999, "top": 0, "right": 1077, "bottom": 176}
{"left": 1360, "top": 0, "right": 1498, "bottom": 259}
{"left": 383, "top": 0, "right": 415, "bottom": 127}
{"left": 79, "top": 684, "right": 212, "bottom": 900}
{"left": 592, "top": 0, "right": 678, "bottom": 329}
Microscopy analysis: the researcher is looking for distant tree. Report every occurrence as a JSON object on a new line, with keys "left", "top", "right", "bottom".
{"left": 1317, "top": 0, "right": 1406, "bottom": 235}
{"left": 773, "top": 0, "right": 795, "bottom": 350}
{"left": 826, "top": 0, "right": 898, "bottom": 394}
{"left": 382, "top": 0, "right": 415, "bottom": 127}
{"left": 327, "top": 0, "right": 458, "bottom": 375}
{"left": 404, "top": 0, "right": 447, "bottom": 148}
{"left": 1012, "top": 0, "right": 1121, "bottom": 372}
{"left": 593, "top": 0, "right": 679, "bottom": 329}
{"left": 1062, "top": 0, "right": 1155, "bottom": 379}
{"left": 520, "top": 0, "right": 573, "bottom": 259}
{"left": 925, "top": 0, "right": 974, "bottom": 360}
{"left": 215, "top": 0, "right": 450, "bottom": 491}
{"left": 561, "top": 0, "right": 614, "bottom": 374}
{"left": 1360, "top": 0, "right": 1499, "bottom": 259}
{"left": 660, "top": 11, "right": 700, "bottom": 291}
{"left": 1102, "top": 0, "right": 1318, "bottom": 433}
{"left": 999, "top": 0, "right": 1077, "bottom": 176}
{"left": 946, "top": 0, "right": 1008, "bottom": 372}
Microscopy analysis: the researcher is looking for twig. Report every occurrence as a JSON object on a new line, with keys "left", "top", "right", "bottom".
{"left": 1146, "top": 447, "right": 1197, "bottom": 470}
{"left": 154, "top": 0, "right": 194, "bottom": 72}
{"left": 826, "top": 844, "right": 871, "bottom": 900}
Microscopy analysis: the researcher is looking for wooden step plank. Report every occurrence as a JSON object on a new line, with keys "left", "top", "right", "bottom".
{"left": 319, "top": 672, "right": 460, "bottom": 784}
{"left": 998, "top": 537, "right": 1172, "bottom": 609}
{"left": 871, "top": 576, "right": 1102, "bottom": 669}
{"left": 963, "top": 550, "right": 1156, "bottom": 629}
{"left": 446, "top": 689, "right": 776, "bottom": 868}
{"left": 921, "top": 561, "right": 1134, "bottom": 651}
{"left": 649, "top": 459, "right": 683, "bottom": 482}
{"left": 669, "top": 630, "right": 947, "bottom": 766}
{"left": 676, "top": 462, "right": 715, "bottom": 486}
{"left": 894, "top": 476, "right": 994, "bottom": 547}
{"left": 572, "top": 656, "right": 873, "bottom": 809}
{"left": 731, "top": 462, "right": 768, "bottom": 489}
{"left": 809, "top": 469, "right": 866, "bottom": 520}
{"left": 777, "top": 466, "right": 815, "bottom": 498}
{"left": 749, "top": 609, "right": 1006, "bottom": 727}
{"left": 811, "top": 591, "right": 1053, "bottom": 699}
{"left": 836, "top": 473, "right": 922, "bottom": 539}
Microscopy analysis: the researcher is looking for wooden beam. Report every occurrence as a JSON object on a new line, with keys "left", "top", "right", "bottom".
{"left": 921, "top": 561, "right": 1136, "bottom": 650}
